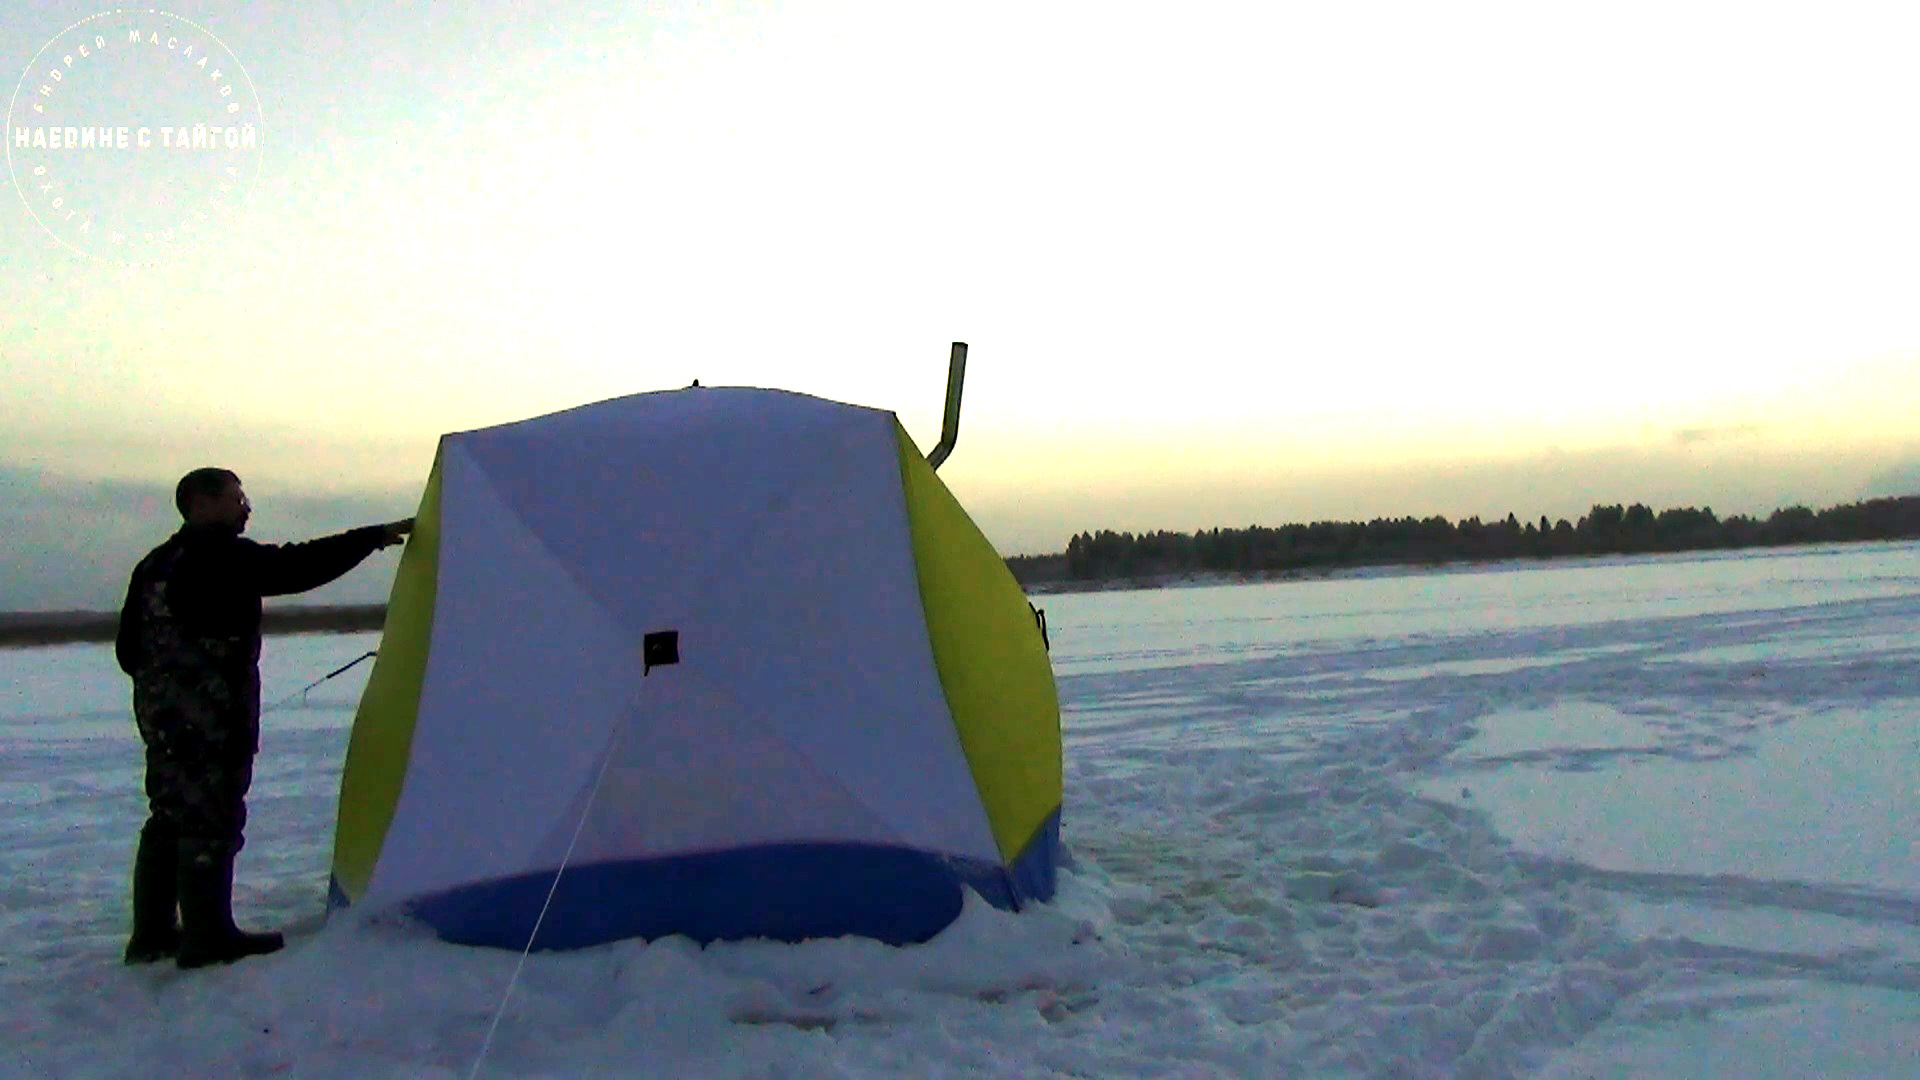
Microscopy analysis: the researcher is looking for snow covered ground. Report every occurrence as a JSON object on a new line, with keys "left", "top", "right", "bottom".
{"left": 2, "top": 541, "right": 1916, "bottom": 1078}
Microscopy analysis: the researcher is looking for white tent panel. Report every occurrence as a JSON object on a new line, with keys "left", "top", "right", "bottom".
{"left": 665, "top": 447, "right": 999, "bottom": 862}
{"left": 363, "top": 442, "right": 642, "bottom": 906}
{"left": 544, "top": 667, "right": 916, "bottom": 861}
{"left": 454, "top": 388, "right": 888, "bottom": 634}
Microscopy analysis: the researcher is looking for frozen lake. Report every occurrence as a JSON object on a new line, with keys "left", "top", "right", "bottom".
{"left": 3, "top": 541, "right": 1916, "bottom": 1077}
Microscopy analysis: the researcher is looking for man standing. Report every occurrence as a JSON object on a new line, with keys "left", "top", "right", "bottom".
{"left": 116, "top": 467, "right": 412, "bottom": 969}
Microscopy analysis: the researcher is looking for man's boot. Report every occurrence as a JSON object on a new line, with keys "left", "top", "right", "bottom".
{"left": 176, "top": 844, "right": 284, "bottom": 970}
{"left": 123, "top": 819, "right": 180, "bottom": 964}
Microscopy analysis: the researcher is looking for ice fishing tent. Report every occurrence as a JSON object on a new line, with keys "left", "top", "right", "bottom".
{"left": 328, "top": 382, "right": 1061, "bottom": 950}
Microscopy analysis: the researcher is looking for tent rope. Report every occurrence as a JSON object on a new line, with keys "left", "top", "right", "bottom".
{"left": 466, "top": 719, "right": 627, "bottom": 1080}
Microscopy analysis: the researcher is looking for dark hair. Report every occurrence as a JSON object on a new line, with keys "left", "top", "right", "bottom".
{"left": 175, "top": 468, "right": 241, "bottom": 518}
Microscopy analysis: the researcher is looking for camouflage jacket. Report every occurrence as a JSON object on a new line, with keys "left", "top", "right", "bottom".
{"left": 116, "top": 523, "right": 390, "bottom": 714}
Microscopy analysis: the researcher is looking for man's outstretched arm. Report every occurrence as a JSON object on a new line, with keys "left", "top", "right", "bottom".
{"left": 244, "top": 518, "right": 413, "bottom": 597}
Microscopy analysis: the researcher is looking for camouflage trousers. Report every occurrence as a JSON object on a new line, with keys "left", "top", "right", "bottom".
{"left": 132, "top": 668, "right": 260, "bottom": 860}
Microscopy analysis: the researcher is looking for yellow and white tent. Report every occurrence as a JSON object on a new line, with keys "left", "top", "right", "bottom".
{"left": 328, "top": 385, "right": 1062, "bottom": 949}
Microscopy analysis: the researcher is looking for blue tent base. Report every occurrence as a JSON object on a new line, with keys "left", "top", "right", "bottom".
{"left": 330, "top": 810, "right": 1062, "bottom": 951}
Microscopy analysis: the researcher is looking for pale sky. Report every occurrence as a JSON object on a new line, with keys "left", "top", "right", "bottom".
{"left": 5, "top": 1, "right": 1919, "bottom": 609}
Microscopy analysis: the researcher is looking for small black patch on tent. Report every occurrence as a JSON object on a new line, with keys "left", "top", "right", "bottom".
{"left": 643, "top": 630, "right": 679, "bottom": 675}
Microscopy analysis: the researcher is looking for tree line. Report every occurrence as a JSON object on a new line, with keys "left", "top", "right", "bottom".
{"left": 1003, "top": 495, "right": 1920, "bottom": 585}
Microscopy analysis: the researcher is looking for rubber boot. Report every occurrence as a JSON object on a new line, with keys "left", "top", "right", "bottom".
{"left": 123, "top": 819, "right": 180, "bottom": 964}
{"left": 175, "top": 845, "right": 284, "bottom": 970}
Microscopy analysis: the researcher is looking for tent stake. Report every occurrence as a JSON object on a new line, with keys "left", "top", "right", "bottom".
{"left": 264, "top": 649, "right": 378, "bottom": 711}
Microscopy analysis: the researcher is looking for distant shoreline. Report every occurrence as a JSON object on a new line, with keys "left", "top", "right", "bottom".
{"left": 7, "top": 538, "right": 1911, "bottom": 649}
{"left": 1022, "top": 538, "right": 1916, "bottom": 595}
{"left": 0, "top": 604, "right": 388, "bottom": 649}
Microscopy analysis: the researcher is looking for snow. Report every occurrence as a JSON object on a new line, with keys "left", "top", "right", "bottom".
{"left": 3, "top": 540, "right": 1917, "bottom": 1077}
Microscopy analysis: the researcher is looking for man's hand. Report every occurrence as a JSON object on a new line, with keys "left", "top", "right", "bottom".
{"left": 376, "top": 518, "right": 415, "bottom": 548}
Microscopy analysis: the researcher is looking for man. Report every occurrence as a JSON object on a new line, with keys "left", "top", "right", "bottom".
{"left": 116, "top": 467, "right": 413, "bottom": 969}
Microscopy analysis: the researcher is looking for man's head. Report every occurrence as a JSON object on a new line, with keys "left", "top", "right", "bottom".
{"left": 175, "top": 467, "right": 249, "bottom": 532}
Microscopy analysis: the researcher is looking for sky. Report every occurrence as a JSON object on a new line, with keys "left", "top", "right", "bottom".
{"left": 5, "top": 0, "right": 1920, "bottom": 609}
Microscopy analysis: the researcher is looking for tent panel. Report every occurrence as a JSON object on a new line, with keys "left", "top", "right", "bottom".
{"left": 457, "top": 387, "right": 887, "bottom": 637}
{"left": 361, "top": 442, "right": 645, "bottom": 906}
{"left": 894, "top": 423, "right": 1063, "bottom": 862}
{"left": 405, "top": 843, "right": 1028, "bottom": 950}
{"left": 647, "top": 412, "right": 997, "bottom": 862}
{"left": 540, "top": 666, "right": 918, "bottom": 864}
{"left": 1003, "top": 806, "right": 1062, "bottom": 906}
{"left": 331, "top": 448, "right": 445, "bottom": 901}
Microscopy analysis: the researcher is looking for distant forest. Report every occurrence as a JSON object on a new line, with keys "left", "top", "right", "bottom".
{"left": 6, "top": 496, "right": 1917, "bottom": 648}
{"left": 1004, "top": 495, "right": 1920, "bottom": 587}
